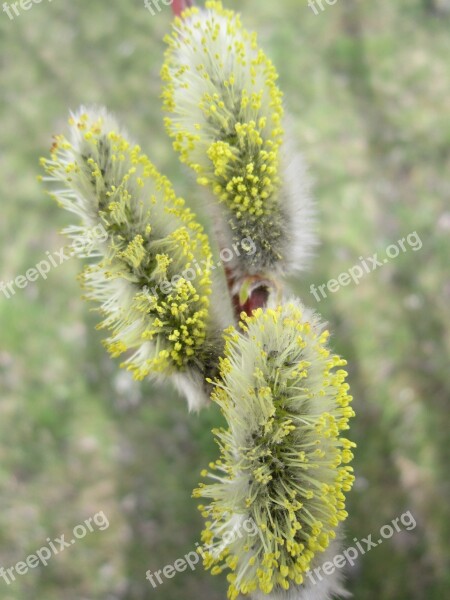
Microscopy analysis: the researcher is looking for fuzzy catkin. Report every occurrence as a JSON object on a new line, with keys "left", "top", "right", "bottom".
{"left": 162, "top": 1, "right": 316, "bottom": 279}
{"left": 41, "top": 107, "right": 226, "bottom": 410}
{"left": 193, "top": 301, "right": 355, "bottom": 598}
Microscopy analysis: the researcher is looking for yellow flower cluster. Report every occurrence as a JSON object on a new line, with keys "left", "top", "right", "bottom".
{"left": 162, "top": 1, "right": 285, "bottom": 270}
{"left": 42, "top": 109, "right": 213, "bottom": 381}
{"left": 193, "top": 302, "right": 355, "bottom": 598}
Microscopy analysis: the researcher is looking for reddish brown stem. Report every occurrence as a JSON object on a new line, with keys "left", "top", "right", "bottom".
{"left": 225, "top": 267, "right": 279, "bottom": 321}
{"left": 172, "top": 0, "right": 193, "bottom": 17}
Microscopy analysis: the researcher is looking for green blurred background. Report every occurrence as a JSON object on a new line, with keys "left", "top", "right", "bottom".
{"left": 0, "top": 0, "right": 449, "bottom": 598}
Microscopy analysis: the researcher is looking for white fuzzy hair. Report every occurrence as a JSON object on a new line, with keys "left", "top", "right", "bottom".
{"left": 251, "top": 538, "right": 351, "bottom": 600}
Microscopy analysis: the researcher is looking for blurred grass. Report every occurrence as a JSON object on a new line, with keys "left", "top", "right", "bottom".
{"left": 0, "top": 0, "right": 449, "bottom": 598}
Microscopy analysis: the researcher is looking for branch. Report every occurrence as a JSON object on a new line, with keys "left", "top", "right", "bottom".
{"left": 171, "top": 0, "right": 193, "bottom": 17}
